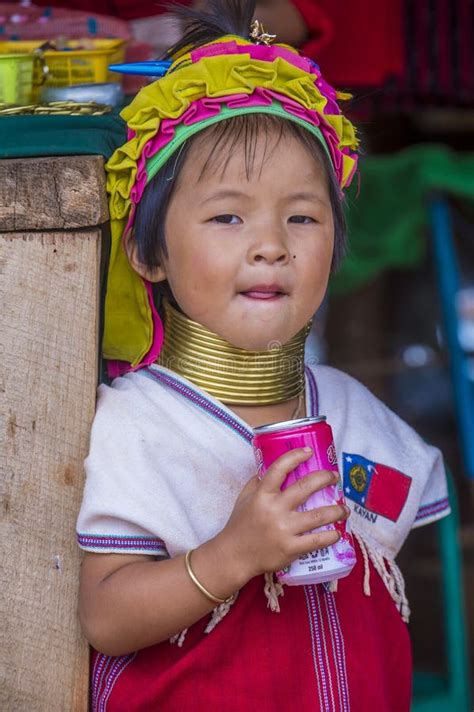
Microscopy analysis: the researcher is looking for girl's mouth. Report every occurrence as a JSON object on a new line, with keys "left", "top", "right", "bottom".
{"left": 239, "top": 283, "right": 287, "bottom": 301}
{"left": 241, "top": 291, "right": 284, "bottom": 300}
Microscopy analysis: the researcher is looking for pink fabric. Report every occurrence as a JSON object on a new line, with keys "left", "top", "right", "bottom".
{"left": 108, "top": 360, "right": 127, "bottom": 378}
{"left": 143, "top": 280, "right": 164, "bottom": 365}
{"left": 191, "top": 40, "right": 316, "bottom": 76}
{"left": 190, "top": 41, "right": 345, "bottom": 118}
{"left": 130, "top": 88, "right": 348, "bottom": 213}
{"left": 190, "top": 42, "right": 344, "bottom": 118}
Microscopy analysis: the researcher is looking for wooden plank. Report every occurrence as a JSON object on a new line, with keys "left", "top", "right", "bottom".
{"left": 0, "top": 156, "right": 109, "bottom": 231}
{"left": 1, "top": 229, "right": 101, "bottom": 711}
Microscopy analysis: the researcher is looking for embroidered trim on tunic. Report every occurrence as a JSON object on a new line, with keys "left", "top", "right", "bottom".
{"left": 323, "top": 588, "right": 351, "bottom": 711}
{"left": 304, "top": 585, "right": 328, "bottom": 710}
{"left": 145, "top": 365, "right": 317, "bottom": 443}
{"left": 415, "top": 497, "right": 450, "bottom": 522}
{"left": 314, "top": 585, "right": 337, "bottom": 710}
{"left": 304, "top": 583, "right": 351, "bottom": 712}
{"left": 77, "top": 533, "right": 167, "bottom": 555}
{"left": 92, "top": 652, "right": 137, "bottom": 712}
{"left": 145, "top": 366, "right": 253, "bottom": 444}
{"left": 305, "top": 365, "right": 320, "bottom": 416}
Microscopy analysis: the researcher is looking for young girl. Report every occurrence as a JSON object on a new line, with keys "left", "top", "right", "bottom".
{"left": 76, "top": 2, "right": 450, "bottom": 709}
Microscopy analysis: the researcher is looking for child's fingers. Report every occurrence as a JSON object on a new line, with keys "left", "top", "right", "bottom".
{"left": 291, "top": 528, "right": 342, "bottom": 557}
{"left": 291, "top": 504, "right": 349, "bottom": 536}
{"left": 282, "top": 470, "right": 338, "bottom": 509}
{"left": 258, "top": 448, "right": 314, "bottom": 492}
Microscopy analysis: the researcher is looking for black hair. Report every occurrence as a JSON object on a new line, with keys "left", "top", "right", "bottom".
{"left": 133, "top": 114, "right": 347, "bottom": 274}
{"left": 162, "top": 0, "right": 257, "bottom": 60}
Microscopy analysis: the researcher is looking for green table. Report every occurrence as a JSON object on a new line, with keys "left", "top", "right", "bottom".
{"left": 334, "top": 144, "right": 474, "bottom": 294}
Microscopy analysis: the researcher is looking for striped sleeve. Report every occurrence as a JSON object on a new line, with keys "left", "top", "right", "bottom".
{"left": 76, "top": 533, "right": 168, "bottom": 557}
{"left": 412, "top": 448, "right": 451, "bottom": 528}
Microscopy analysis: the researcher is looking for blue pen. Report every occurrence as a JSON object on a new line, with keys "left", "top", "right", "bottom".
{"left": 108, "top": 61, "right": 172, "bottom": 77}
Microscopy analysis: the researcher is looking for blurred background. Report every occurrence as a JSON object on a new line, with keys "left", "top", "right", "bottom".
{"left": 1, "top": 1, "right": 472, "bottom": 709}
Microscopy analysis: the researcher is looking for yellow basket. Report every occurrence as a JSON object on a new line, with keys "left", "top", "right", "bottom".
{"left": 0, "top": 53, "right": 34, "bottom": 104}
{"left": 0, "top": 39, "right": 125, "bottom": 95}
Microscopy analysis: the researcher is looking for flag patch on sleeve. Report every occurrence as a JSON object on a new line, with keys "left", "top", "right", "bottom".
{"left": 343, "top": 453, "right": 412, "bottom": 522}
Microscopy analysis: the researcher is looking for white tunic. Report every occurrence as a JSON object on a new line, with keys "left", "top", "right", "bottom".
{"left": 76, "top": 364, "right": 449, "bottom": 564}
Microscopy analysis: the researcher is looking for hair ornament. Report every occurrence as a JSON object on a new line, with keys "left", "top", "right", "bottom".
{"left": 249, "top": 19, "right": 276, "bottom": 45}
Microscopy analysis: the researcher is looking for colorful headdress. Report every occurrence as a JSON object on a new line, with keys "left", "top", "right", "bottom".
{"left": 104, "top": 10, "right": 359, "bottom": 376}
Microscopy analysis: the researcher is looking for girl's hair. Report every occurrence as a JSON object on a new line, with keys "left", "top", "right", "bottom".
{"left": 162, "top": 0, "right": 258, "bottom": 60}
{"left": 133, "top": 114, "right": 347, "bottom": 274}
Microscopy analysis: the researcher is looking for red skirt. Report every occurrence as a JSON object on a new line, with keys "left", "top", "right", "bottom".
{"left": 90, "top": 540, "right": 412, "bottom": 711}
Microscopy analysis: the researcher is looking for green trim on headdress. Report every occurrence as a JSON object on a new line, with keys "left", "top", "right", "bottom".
{"left": 146, "top": 102, "right": 329, "bottom": 183}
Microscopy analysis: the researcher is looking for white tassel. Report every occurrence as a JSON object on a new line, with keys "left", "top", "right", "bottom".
{"left": 354, "top": 531, "right": 411, "bottom": 623}
{"left": 204, "top": 592, "right": 239, "bottom": 634}
{"left": 353, "top": 530, "right": 371, "bottom": 596}
{"left": 264, "top": 572, "right": 285, "bottom": 612}
{"left": 170, "top": 592, "right": 239, "bottom": 645}
{"left": 386, "top": 557, "right": 411, "bottom": 623}
{"left": 169, "top": 628, "right": 188, "bottom": 647}
{"left": 327, "top": 579, "right": 338, "bottom": 593}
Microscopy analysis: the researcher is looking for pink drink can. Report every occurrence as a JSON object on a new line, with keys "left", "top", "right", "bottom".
{"left": 252, "top": 416, "right": 356, "bottom": 586}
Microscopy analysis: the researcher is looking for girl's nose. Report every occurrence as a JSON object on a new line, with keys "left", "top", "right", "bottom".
{"left": 248, "top": 229, "right": 290, "bottom": 265}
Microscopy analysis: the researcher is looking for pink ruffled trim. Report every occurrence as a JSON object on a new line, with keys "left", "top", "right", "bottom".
{"left": 190, "top": 41, "right": 340, "bottom": 115}
{"left": 191, "top": 40, "right": 314, "bottom": 77}
{"left": 130, "top": 88, "right": 348, "bottom": 212}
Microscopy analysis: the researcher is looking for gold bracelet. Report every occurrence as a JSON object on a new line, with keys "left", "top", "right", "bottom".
{"left": 184, "top": 549, "right": 234, "bottom": 605}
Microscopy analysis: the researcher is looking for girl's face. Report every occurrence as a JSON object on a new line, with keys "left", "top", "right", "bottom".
{"left": 130, "top": 128, "right": 335, "bottom": 351}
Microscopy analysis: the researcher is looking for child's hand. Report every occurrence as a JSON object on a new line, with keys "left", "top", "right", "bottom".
{"left": 218, "top": 448, "right": 349, "bottom": 580}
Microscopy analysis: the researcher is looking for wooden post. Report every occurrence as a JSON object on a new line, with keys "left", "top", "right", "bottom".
{"left": 1, "top": 156, "right": 108, "bottom": 711}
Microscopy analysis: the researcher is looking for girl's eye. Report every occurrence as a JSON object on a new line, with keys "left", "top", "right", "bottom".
{"left": 289, "top": 215, "right": 316, "bottom": 224}
{"left": 210, "top": 214, "right": 242, "bottom": 225}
